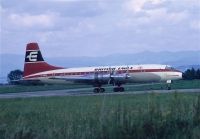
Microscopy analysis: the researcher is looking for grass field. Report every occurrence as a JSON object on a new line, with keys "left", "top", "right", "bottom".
{"left": 0, "top": 93, "right": 200, "bottom": 139}
{"left": 0, "top": 80, "right": 200, "bottom": 94}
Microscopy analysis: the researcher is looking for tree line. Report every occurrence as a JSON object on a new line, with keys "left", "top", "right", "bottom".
{"left": 183, "top": 68, "right": 200, "bottom": 80}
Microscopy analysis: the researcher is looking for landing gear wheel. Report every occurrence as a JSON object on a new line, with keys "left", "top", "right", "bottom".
{"left": 166, "top": 80, "right": 172, "bottom": 90}
{"left": 93, "top": 88, "right": 105, "bottom": 93}
{"left": 119, "top": 87, "right": 125, "bottom": 92}
{"left": 100, "top": 88, "right": 105, "bottom": 93}
{"left": 93, "top": 88, "right": 100, "bottom": 93}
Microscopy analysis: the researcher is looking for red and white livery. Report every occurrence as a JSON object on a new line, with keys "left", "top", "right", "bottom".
{"left": 23, "top": 43, "right": 182, "bottom": 92}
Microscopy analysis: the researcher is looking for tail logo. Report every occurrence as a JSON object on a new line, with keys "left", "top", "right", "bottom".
{"left": 25, "top": 50, "right": 44, "bottom": 63}
{"left": 26, "top": 51, "right": 38, "bottom": 62}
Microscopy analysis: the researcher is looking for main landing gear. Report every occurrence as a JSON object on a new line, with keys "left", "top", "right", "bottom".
{"left": 93, "top": 84, "right": 125, "bottom": 93}
{"left": 113, "top": 84, "right": 125, "bottom": 92}
{"left": 93, "top": 87, "right": 105, "bottom": 93}
{"left": 93, "top": 86, "right": 125, "bottom": 93}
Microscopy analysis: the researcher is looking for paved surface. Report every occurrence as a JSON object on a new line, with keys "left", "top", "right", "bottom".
{"left": 0, "top": 88, "right": 200, "bottom": 99}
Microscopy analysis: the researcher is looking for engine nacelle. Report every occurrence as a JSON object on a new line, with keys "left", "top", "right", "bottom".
{"left": 94, "top": 73, "right": 110, "bottom": 83}
{"left": 94, "top": 72, "right": 130, "bottom": 84}
{"left": 111, "top": 73, "right": 130, "bottom": 82}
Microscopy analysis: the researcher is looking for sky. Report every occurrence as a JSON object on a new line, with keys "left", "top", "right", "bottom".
{"left": 0, "top": 0, "right": 200, "bottom": 57}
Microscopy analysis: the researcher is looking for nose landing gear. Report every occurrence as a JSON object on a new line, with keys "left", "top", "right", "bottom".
{"left": 166, "top": 80, "right": 172, "bottom": 90}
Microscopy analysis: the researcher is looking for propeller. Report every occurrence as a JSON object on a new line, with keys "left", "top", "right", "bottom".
{"left": 108, "top": 66, "right": 115, "bottom": 86}
{"left": 125, "top": 65, "right": 130, "bottom": 79}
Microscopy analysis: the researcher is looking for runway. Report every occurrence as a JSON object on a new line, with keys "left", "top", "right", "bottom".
{"left": 0, "top": 88, "right": 200, "bottom": 99}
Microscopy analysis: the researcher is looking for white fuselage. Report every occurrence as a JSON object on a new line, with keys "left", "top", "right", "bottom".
{"left": 23, "top": 64, "right": 182, "bottom": 84}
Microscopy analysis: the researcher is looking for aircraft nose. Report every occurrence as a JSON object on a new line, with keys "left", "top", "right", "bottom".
{"left": 178, "top": 72, "right": 183, "bottom": 79}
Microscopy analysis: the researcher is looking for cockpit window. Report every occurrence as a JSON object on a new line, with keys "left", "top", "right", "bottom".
{"left": 165, "top": 66, "right": 174, "bottom": 70}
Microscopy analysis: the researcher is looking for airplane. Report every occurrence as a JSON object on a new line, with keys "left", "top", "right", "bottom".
{"left": 23, "top": 42, "right": 183, "bottom": 93}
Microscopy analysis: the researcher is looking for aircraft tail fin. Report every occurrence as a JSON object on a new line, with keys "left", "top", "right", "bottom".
{"left": 23, "top": 43, "right": 63, "bottom": 77}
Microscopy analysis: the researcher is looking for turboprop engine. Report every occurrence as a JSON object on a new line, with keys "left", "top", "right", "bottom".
{"left": 94, "top": 71, "right": 130, "bottom": 84}
{"left": 110, "top": 73, "right": 130, "bottom": 82}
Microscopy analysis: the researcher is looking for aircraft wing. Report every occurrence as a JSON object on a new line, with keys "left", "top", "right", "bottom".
{"left": 49, "top": 75, "right": 94, "bottom": 81}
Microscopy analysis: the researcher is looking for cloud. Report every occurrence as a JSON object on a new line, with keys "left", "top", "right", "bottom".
{"left": 0, "top": 5, "right": 2, "bottom": 23}
{"left": 126, "top": 0, "right": 146, "bottom": 12}
{"left": 125, "top": 0, "right": 164, "bottom": 13}
{"left": 190, "top": 20, "right": 200, "bottom": 30}
{"left": 1, "top": 0, "right": 200, "bottom": 57}
{"left": 7, "top": 13, "right": 56, "bottom": 28}
{"left": 118, "top": 8, "right": 188, "bottom": 30}
{"left": 123, "top": 0, "right": 189, "bottom": 26}
{"left": 0, "top": 4, "right": 2, "bottom": 12}
{"left": 145, "top": 8, "right": 188, "bottom": 23}
{"left": 39, "top": 0, "right": 69, "bottom": 1}
{"left": 72, "top": 20, "right": 96, "bottom": 33}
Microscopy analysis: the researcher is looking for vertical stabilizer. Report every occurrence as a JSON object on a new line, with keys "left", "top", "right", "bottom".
{"left": 23, "top": 43, "right": 63, "bottom": 77}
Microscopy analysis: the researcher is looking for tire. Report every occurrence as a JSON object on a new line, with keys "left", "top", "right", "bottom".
{"left": 93, "top": 88, "right": 100, "bottom": 93}
{"left": 100, "top": 88, "right": 105, "bottom": 93}
{"left": 120, "top": 87, "right": 125, "bottom": 92}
